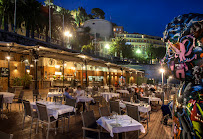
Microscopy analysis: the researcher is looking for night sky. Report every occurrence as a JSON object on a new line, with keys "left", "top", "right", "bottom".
{"left": 38, "top": 0, "right": 203, "bottom": 37}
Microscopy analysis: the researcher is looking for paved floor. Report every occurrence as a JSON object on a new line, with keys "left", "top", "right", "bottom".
{"left": 0, "top": 89, "right": 172, "bottom": 139}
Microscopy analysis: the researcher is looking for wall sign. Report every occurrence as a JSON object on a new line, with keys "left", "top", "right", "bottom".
{"left": 0, "top": 67, "right": 9, "bottom": 77}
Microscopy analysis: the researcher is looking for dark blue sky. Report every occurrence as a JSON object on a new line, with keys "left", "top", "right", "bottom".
{"left": 38, "top": 0, "right": 203, "bottom": 37}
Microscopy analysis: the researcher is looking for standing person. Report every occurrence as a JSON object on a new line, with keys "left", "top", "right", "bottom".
{"left": 75, "top": 86, "right": 85, "bottom": 97}
{"left": 64, "top": 87, "right": 73, "bottom": 99}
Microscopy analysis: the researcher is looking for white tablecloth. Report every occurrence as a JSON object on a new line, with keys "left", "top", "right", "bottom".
{"left": 76, "top": 96, "right": 94, "bottom": 103}
{"left": 116, "top": 90, "right": 129, "bottom": 94}
{"left": 143, "top": 97, "right": 162, "bottom": 103}
{"left": 31, "top": 101, "right": 75, "bottom": 119}
{"left": 97, "top": 115, "right": 145, "bottom": 137}
{"left": 0, "top": 92, "right": 15, "bottom": 103}
{"left": 101, "top": 92, "right": 120, "bottom": 102}
{"left": 47, "top": 92, "right": 63, "bottom": 98}
{"left": 119, "top": 101, "right": 151, "bottom": 113}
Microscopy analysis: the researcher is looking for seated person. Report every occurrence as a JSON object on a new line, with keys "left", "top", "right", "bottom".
{"left": 64, "top": 87, "right": 73, "bottom": 99}
{"left": 75, "top": 86, "right": 85, "bottom": 97}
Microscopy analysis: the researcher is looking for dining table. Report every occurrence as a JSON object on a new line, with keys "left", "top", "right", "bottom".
{"left": 76, "top": 96, "right": 94, "bottom": 111}
{"left": 100, "top": 92, "right": 120, "bottom": 102}
{"left": 143, "top": 96, "right": 162, "bottom": 104}
{"left": 97, "top": 115, "right": 145, "bottom": 139}
{"left": 30, "top": 101, "right": 75, "bottom": 119}
{"left": 0, "top": 92, "right": 15, "bottom": 103}
{"left": 116, "top": 90, "right": 129, "bottom": 94}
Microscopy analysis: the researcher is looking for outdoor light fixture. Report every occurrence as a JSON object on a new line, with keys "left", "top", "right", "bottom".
{"left": 160, "top": 68, "right": 165, "bottom": 73}
{"left": 55, "top": 65, "right": 60, "bottom": 69}
{"left": 105, "top": 44, "right": 110, "bottom": 49}
{"left": 6, "top": 56, "right": 11, "bottom": 60}
{"left": 136, "top": 49, "right": 141, "bottom": 54}
{"left": 64, "top": 31, "right": 72, "bottom": 37}
{"left": 26, "top": 69, "right": 30, "bottom": 73}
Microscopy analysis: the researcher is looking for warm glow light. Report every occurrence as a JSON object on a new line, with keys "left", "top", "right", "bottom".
{"left": 64, "top": 63, "right": 67, "bottom": 67}
{"left": 64, "top": 31, "right": 72, "bottom": 37}
{"left": 55, "top": 65, "right": 60, "bottom": 69}
{"left": 160, "top": 68, "right": 165, "bottom": 73}
{"left": 169, "top": 76, "right": 173, "bottom": 79}
{"left": 71, "top": 67, "right": 76, "bottom": 70}
{"left": 136, "top": 49, "right": 141, "bottom": 54}
{"left": 78, "top": 55, "right": 87, "bottom": 59}
{"left": 30, "top": 64, "right": 34, "bottom": 67}
{"left": 105, "top": 44, "right": 110, "bottom": 49}
{"left": 6, "top": 56, "right": 10, "bottom": 60}
{"left": 26, "top": 70, "right": 30, "bottom": 73}
{"left": 55, "top": 72, "right": 62, "bottom": 75}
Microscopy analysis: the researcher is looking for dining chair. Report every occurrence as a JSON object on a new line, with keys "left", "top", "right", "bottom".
{"left": 0, "top": 131, "right": 13, "bottom": 139}
{"left": 22, "top": 100, "right": 38, "bottom": 134}
{"left": 109, "top": 101, "right": 121, "bottom": 115}
{"left": 53, "top": 96, "right": 63, "bottom": 104}
{"left": 13, "top": 91, "right": 24, "bottom": 110}
{"left": 0, "top": 95, "right": 3, "bottom": 119}
{"left": 8, "top": 87, "right": 15, "bottom": 93}
{"left": 36, "top": 103, "right": 63, "bottom": 139}
{"left": 81, "top": 110, "right": 100, "bottom": 139}
{"left": 99, "top": 106, "right": 110, "bottom": 117}
{"left": 126, "top": 103, "right": 140, "bottom": 137}
{"left": 64, "top": 98, "right": 77, "bottom": 129}
{"left": 32, "top": 90, "right": 42, "bottom": 102}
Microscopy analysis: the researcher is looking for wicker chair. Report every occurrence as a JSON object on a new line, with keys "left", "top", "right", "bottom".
{"left": 81, "top": 110, "right": 100, "bottom": 139}
{"left": 22, "top": 100, "right": 38, "bottom": 134}
{"left": 140, "top": 97, "right": 150, "bottom": 105}
{"left": 32, "top": 90, "right": 42, "bottom": 102}
{"left": 0, "top": 131, "right": 13, "bottom": 139}
{"left": 13, "top": 91, "right": 24, "bottom": 110}
{"left": 64, "top": 98, "right": 77, "bottom": 129}
{"left": 0, "top": 95, "right": 3, "bottom": 119}
{"left": 109, "top": 101, "right": 121, "bottom": 115}
{"left": 36, "top": 103, "right": 63, "bottom": 139}
{"left": 99, "top": 106, "right": 110, "bottom": 117}
{"left": 126, "top": 104, "right": 140, "bottom": 138}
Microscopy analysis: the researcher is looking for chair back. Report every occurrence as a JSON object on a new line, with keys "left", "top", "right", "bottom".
{"left": 8, "top": 87, "right": 15, "bottom": 93}
{"left": 33, "top": 90, "right": 39, "bottom": 96}
{"left": 0, "top": 95, "right": 3, "bottom": 109}
{"left": 18, "top": 91, "right": 24, "bottom": 102}
{"left": 140, "top": 97, "right": 149, "bottom": 104}
{"left": 0, "top": 131, "right": 13, "bottom": 139}
{"left": 126, "top": 104, "right": 140, "bottom": 121}
{"left": 23, "top": 100, "right": 32, "bottom": 117}
{"left": 65, "top": 98, "right": 76, "bottom": 107}
{"left": 53, "top": 96, "right": 63, "bottom": 104}
{"left": 81, "top": 110, "right": 97, "bottom": 128}
{"left": 109, "top": 101, "right": 121, "bottom": 114}
{"left": 122, "top": 97, "right": 131, "bottom": 102}
{"left": 99, "top": 106, "right": 110, "bottom": 117}
{"left": 133, "top": 95, "right": 138, "bottom": 103}
{"left": 36, "top": 103, "right": 49, "bottom": 122}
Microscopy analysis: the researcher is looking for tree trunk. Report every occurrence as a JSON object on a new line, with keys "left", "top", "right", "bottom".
{"left": 4, "top": 14, "right": 8, "bottom": 31}
{"left": 45, "top": 25, "right": 49, "bottom": 42}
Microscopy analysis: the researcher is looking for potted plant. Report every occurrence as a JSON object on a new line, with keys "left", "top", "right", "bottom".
{"left": 22, "top": 74, "right": 32, "bottom": 89}
{"left": 12, "top": 77, "right": 23, "bottom": 91}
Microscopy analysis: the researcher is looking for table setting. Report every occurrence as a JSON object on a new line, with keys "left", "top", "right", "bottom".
{"left": 97, "top": 114, "right": 145, "bottom": 137}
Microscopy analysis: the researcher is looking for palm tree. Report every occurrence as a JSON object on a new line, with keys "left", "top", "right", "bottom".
{"left": 22, "top": 0, "right": 42, "bottom": 38}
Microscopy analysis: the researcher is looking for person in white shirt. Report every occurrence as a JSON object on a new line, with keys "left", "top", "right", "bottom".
{"left": 75, "top": 86, "right": 84, "bottom": 97}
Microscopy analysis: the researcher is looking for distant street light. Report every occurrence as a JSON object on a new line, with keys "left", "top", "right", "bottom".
{"left": 160, "top": 68, "right": 165, "bottom": 103}
{"left": 136, "top": 49, "right": 141, "bottom": 54}
{"left": 136, "top": 49, "right": 141, "bottom": 63}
